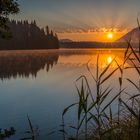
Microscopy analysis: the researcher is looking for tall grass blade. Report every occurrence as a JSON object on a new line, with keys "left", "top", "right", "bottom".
{"left": 129, "top": 59, "right": 140, "bottom": 75}
{"left": 120, "top": 98, "right": 138, "bottom": 119}
{"left": 130, "top": 94, "right": 140, "bottom": 99}
{"left": 99, "top": 88, "right": 113, "bottom": 105}
{"left": 97, "top": 55, "right": 99, "bottom": 81}
{"left": 127, "top": 78, "right": 140, "bottom": 91}
{"left": 100, "top": 67, "right": 119, "bottom": 85}
{"left": 27, "top": 115, "right": 34, "bottom": 135}
{"left": 137, "top": 13, "right": 140, "bottom": 54}
{"left": 99, "top": 58, "right": 115, "bottom": 80}
{"left": 129, "top": 43, "right": 140, "bottom": 63}
{"left": 87, "top": 59, "right": 96, "bottom": 82}
{"left": 62, "top": 103, "right": 78, "bottom": 116}
{"left": 101, "top": 89, "right": 125, "bottom": 113}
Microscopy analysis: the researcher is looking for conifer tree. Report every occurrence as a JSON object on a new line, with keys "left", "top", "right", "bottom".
{"left": 46, "top": 26, "right": 50, "bottom": 35}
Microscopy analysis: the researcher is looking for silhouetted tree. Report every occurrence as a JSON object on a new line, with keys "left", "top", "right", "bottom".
{"left": 0, "top": 20, "right": 60, "bottom": 50}
{"left": 0, "top": 0, "right": 19, "bottom": 38}
{"left": 51, "top": 30, "right": 53, "bottom": 36}
{"left": 46, "top": 26, "right": 50, "bottom": 35}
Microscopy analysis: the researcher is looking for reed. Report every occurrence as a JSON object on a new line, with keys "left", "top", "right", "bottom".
{"left": 20, "top": 115, "right": 39, "bottom": 140}
{"left": 62, "top": 22, "right": 140, "bottom": 140}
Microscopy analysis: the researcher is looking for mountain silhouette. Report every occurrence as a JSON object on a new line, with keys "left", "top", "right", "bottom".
{"left": 60, "top": 39, "right": 73, "bottom": 43}
{"left": 0, "top": 20, "right": 59, "bottom": 50}
{"left": 117, "top": 27, "right": 140, "bottom": 43}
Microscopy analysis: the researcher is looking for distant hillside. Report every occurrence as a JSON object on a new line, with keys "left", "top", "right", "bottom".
{"left": 60, "top": 41, "right": 115, "bottom": 48}
{"left": 60, "top": 41, "right": 135, "bottom": 48}
{"left": 0, "top": 20, "right": 59, "bottom": 50}
{"left": 60, "top": 39, "right": 73, "bottom": 43}
{"left": 117, "top": 27, "right": 140, "bottom": 43}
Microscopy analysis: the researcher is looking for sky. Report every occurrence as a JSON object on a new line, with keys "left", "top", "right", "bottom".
{"left": 11, "top": 0, "right": 140, "bottom": 42}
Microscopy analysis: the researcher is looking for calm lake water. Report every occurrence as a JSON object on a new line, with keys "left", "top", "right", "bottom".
{"left": 0, "top": 49, "right": 139, "bottom": 140}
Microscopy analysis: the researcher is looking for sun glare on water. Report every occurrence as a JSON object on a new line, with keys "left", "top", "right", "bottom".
{"left": 107, "top": 56, "right": 113, "bottom": 64}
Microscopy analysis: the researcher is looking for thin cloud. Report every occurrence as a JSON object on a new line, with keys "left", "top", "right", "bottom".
{"left": 54, "top": 27, "right": 129, "bottom": 33}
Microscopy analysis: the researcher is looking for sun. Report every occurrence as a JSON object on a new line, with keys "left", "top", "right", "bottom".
{"left": 107, "top": 33, "right": 113, "bottom": 39}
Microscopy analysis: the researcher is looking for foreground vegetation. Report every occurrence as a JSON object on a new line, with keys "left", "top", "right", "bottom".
{"left": 62, "top": 34, "right": 140, "bottom": 140}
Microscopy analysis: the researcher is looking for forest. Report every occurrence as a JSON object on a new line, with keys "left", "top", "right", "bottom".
{"left": 0, "top": 20, "right": 59, "bottom": 50}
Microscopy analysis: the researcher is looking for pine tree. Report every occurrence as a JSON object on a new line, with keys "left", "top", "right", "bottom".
{"left": 46, "top": 26, "right": 50, "bottom": 35}
{"left": 51, "top": 30, "right": 53, "bottom": 36}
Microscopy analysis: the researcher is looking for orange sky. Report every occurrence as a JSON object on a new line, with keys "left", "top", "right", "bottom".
{"left": 57, "top": 31, "right": 128, "bottom": 42}
{"left": 13, "top": 0, "right": 138, "bottom": 42}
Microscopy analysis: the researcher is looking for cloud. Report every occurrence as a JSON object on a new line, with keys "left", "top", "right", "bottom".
{"left": 54, "top": 27, "right": 129, "bottom": 34}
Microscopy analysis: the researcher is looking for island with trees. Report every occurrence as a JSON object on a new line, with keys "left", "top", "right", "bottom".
{"left": 0, "top": 20, "right": 59, "bottom": 50}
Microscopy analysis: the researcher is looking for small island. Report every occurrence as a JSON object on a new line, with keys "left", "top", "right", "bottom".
{"left": 0, "top": 20, "right": 59, "bottom": 50}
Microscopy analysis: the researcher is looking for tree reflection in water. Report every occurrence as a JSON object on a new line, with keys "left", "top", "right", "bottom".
{"left": 0, "top": 51, "right": 59, "bottom": 80}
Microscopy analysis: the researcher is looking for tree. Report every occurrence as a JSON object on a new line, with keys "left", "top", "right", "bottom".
{"left": 0, "top": 0, "right": 19, "bottom": 38}
{"left": 46, "top": 26, "right": 50, "bottom": 35}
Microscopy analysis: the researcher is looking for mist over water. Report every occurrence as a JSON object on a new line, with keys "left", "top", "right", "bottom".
{"left": 0, "top": 49, "right": 138, "bottom": 140}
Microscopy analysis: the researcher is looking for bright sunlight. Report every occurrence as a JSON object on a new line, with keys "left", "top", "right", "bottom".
{"left": 107, "top": 33, "right": 113, "bottom": 39}
{"left": 107, "top": 56, "right": 113, "bottom": 64}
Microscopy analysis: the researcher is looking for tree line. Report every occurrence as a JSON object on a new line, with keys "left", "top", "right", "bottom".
{"left": 0, "top": 20, "right": 59, "bottom": 50}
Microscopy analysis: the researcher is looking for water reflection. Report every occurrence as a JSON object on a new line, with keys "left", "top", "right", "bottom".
{"left": 0, "top": 49, "right": 139, "bottom": 140}
{"left": 0, "top": 52, "right": 59, "bottom": 80}
{"left": 58, "top": 49, "right": 126, "bottom": 69}
{"left": 59, "top": 49, "right": 139, "bottom": 69}
{"left": 0, "top": 49, "right": 138, "bottom": 81}
{"left": 107, "top": 56, "right": 113, "bottom": 64}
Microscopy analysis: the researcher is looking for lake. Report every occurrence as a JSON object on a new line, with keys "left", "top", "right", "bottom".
{"left": 0, "top": 49, "right": 139, "bottom": 140}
